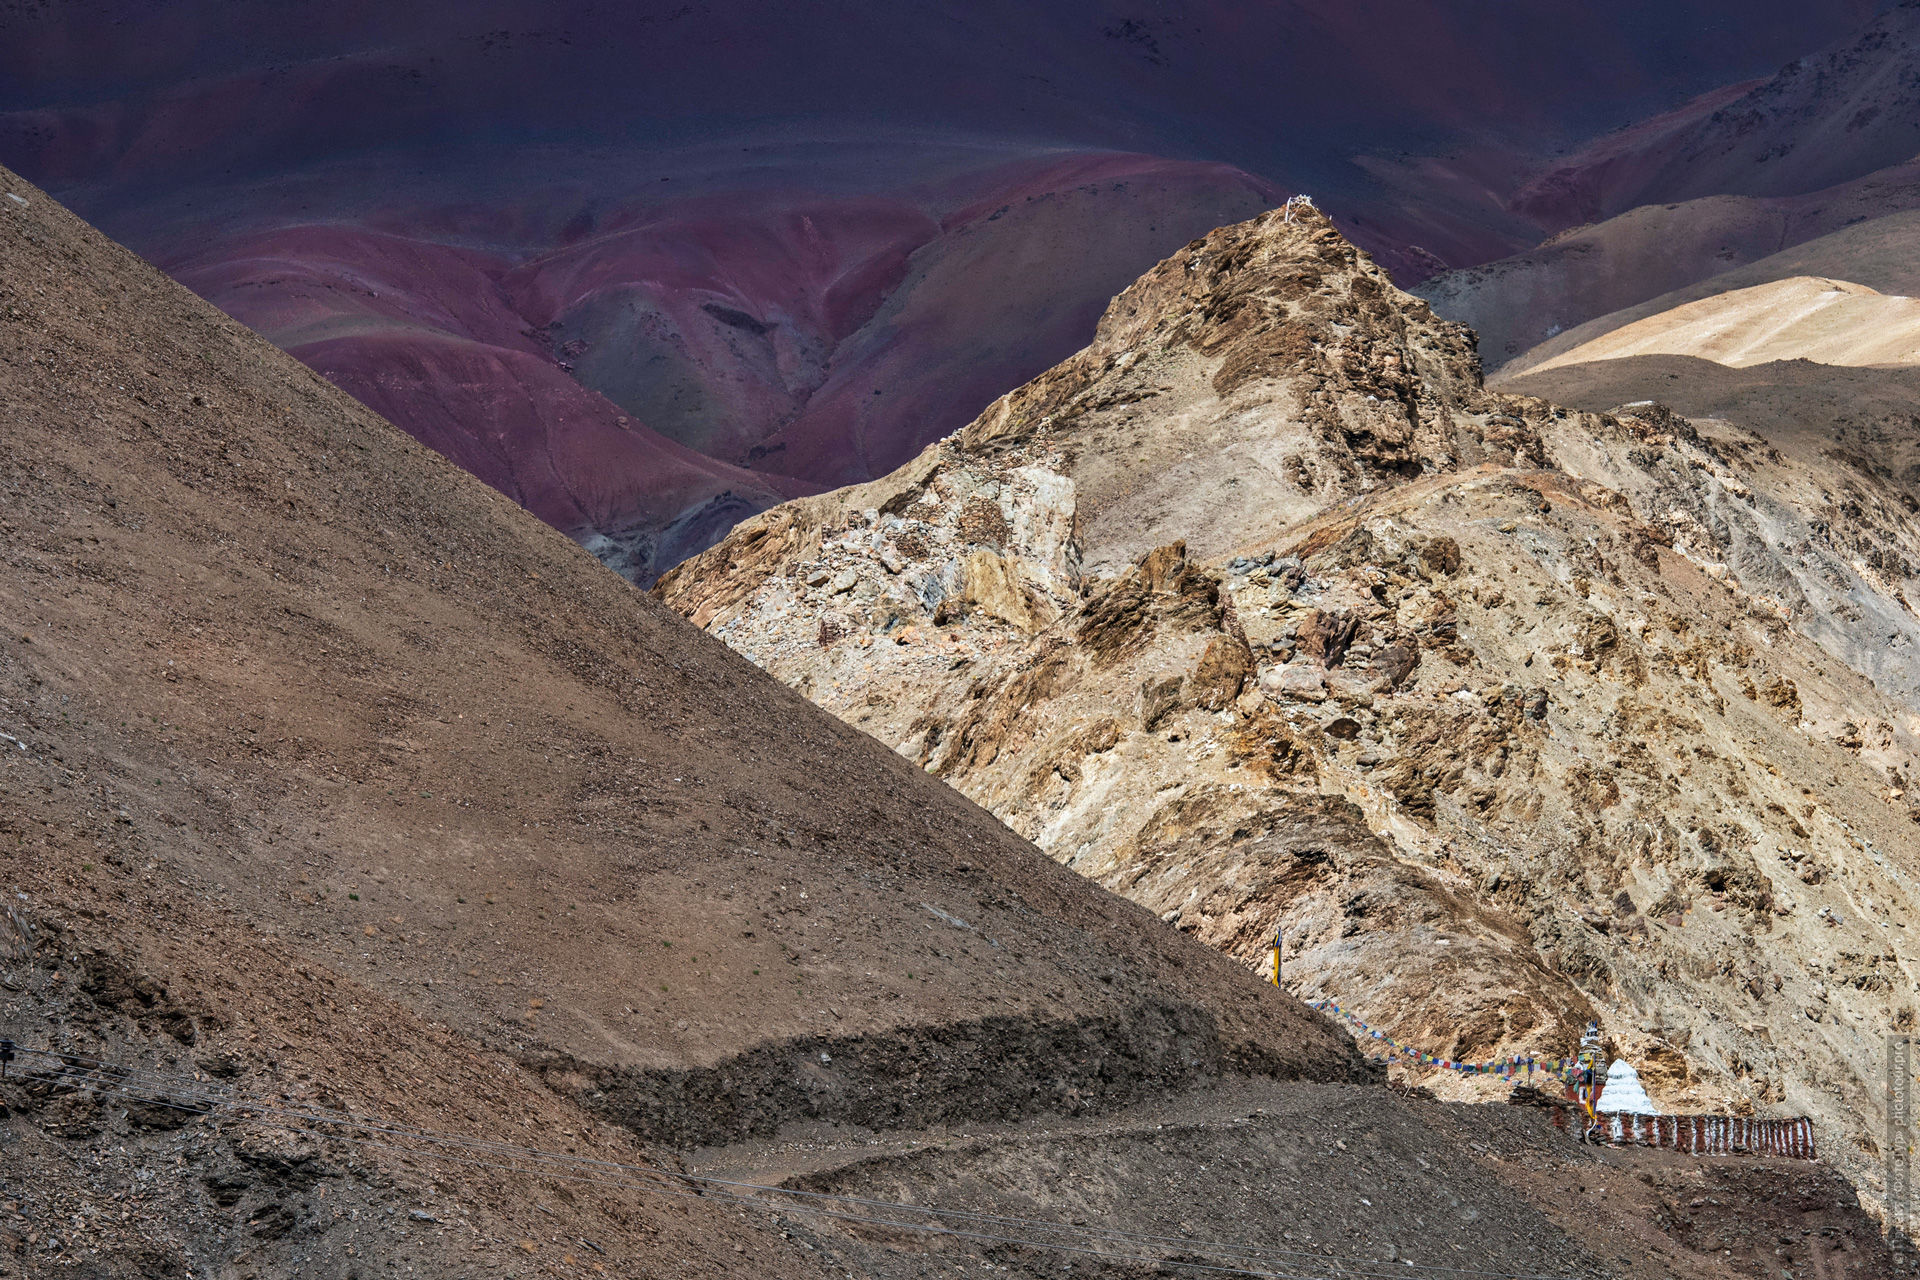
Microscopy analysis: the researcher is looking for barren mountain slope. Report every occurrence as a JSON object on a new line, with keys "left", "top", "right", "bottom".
{"left": 1418, "top": 2, "right": 1920, "bottom": 372}
{"left": 689, "top": 1078, "right": 1892, "bottom": 1280}
{"left": 1418, "top": 162, "right": 1920, "bottom": 369}
{"left": 1504, "top": 354, "right": 1920, "bottom": 483}
{"left": 1528, "top": 277, "right": 1920, "bottom": 374}
{"left": 660, "top": 206, "right": 1920, "bottom": 1199}
{"left": 1507, "top": 1, "right": 1920, "bottom": 230}
{"left": 0, "top": 163, "right": 1389, "bottom": 1275}
{"left": 1493, "top": 209, "right": 1920, "bottom": 381}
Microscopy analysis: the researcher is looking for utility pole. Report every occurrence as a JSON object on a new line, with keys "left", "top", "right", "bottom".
{"left": 1892, "top": 1033, "right": 1914, "bottom": 1277}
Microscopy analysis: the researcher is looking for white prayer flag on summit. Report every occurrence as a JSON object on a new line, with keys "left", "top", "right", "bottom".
{"left": 1596, "top": 1058, "right": 1657, "bottom": 1115}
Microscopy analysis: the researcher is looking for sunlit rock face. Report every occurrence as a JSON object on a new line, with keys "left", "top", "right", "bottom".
{"left": 661, "top": 206, "right": 1920, "bottom": 1196}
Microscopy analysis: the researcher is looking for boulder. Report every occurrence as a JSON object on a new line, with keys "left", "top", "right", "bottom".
{"left": 1261, "top": 663, "right": 1327, "bottom": 703}
{"left": 1297, "top": 609, "right": 1359, "bottom": 666}
{"left": 1140, "top": 674, "right": 1186, "bottom": 729}
{"left": 962, "top": 550, "right": 1054, "bottom": 633}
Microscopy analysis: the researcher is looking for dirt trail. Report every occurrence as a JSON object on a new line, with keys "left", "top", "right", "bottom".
{"left": 689, "top": 1081, "right": 1891, "bottom": 1280}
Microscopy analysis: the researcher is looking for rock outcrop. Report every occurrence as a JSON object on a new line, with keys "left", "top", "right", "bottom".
{"left": 660, "top": 204, "right": 1920, "bottom": 1199}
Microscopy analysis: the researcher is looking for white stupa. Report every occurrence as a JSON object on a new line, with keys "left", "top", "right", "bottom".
{"left": 1596, "top": 1058, "right": 1658, "bottom": 1115}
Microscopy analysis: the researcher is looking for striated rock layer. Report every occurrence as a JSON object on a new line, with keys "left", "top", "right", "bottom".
{"left": 660, "top": 205, "right": 1920, "bottom": 1199}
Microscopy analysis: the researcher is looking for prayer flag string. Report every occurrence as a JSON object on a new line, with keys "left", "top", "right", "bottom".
{"left": 1309, "top": 999, "right": 1581, "bottom": 1081}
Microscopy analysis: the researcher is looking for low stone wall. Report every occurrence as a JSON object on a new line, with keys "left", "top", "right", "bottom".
{"left": 1597, "top": 1112, "right": 1816, "bottom": 1159}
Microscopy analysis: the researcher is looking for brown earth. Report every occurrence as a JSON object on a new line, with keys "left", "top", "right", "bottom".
{"left": 700, "top": 1083, "right": 1892, "bottom": 1280}
{"left": 659, "top": 204, "right": 1920, "bottom": 1210}
{"left": 0, "top": 159, "right": 1392, "bottom": 1277}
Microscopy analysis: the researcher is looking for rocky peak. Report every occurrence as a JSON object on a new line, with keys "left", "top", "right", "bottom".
{"left": 658, "top": 203, "right": 1539, "bottom": 623}
{"left": 937, "top": 203, "right": 1540, "bottom": 571}
{"left": 660, "top": 206, "right": 1920, "bottom": 1200}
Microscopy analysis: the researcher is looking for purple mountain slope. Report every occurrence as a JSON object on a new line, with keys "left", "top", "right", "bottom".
{"left": 0, "top": 1, "right": 1889, "bottom": 577}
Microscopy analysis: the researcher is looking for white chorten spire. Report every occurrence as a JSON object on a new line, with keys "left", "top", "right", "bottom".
{"left": 1596, "top": 1058, "right": 1658, "bottom": 1115}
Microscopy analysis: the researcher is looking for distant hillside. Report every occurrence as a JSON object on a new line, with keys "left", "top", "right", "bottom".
{"left": 1526, "top": 277, "right": 1920, "bottom": 373}
{"left": 1422, "top": 4, "right": 1920, "bottom": 369}
{"left": 0, "top": 0, "right": 1883, "bottom": 580}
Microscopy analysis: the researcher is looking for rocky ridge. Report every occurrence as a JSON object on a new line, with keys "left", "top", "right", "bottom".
{"left": 659, "top": 205, "right": 1920, "bottom": 1200}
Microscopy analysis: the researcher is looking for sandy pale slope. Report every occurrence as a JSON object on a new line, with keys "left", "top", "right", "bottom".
{"left": 1531, "top": 275, "right": 1920, "bottom": 373}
